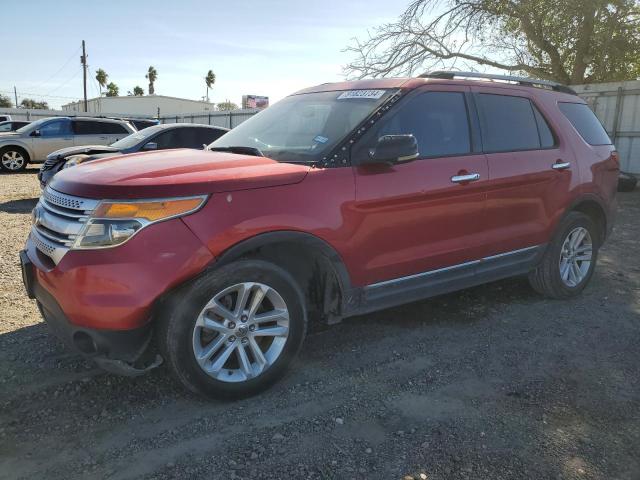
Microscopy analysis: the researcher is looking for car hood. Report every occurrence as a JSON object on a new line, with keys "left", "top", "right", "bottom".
{"left": 47, "top": 144, "right": 120, "bottom": 160}
{"left": 49, "top": 149, "right": 311, "bottom": 199}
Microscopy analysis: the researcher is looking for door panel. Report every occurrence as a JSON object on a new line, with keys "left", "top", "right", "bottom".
{"left": 31, "top": 119, "right": 73, "bottom": 160}
{"left": 472, "top": 87, "right": 575, "bottom": 254}
{"left": 353, "top": 156, "right": 488, "bottom": 284}
{"left": 351, "top": 86, "right": 490, "bottom": 286}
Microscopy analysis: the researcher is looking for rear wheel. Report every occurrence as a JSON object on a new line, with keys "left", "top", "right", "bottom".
{"left": 528, "top": 212, "right": 599, "bottom": 299}
{"left": 0, "top": 147, "right": 28, "bottom": 172}
{"left": 158, "top": 259, "right": 307, "bottom": 399}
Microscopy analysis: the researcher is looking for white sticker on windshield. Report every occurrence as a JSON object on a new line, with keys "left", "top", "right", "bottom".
{"left": 337, "top": 90, "right": 386, "bottom": 100}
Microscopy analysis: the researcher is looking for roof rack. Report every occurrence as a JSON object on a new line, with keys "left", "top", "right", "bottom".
{"left": 419, "top": 71, "right": 577, "bottom": 95}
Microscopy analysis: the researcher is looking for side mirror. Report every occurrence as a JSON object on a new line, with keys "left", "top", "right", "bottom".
{"left": 31, "top": 130, "right": 41, "bottom": 137}
{"left": 142, "top": 141, "right": 158, "bottom": 151}
{"left": 365, "top": 134, "right": 418, "bottom": 165}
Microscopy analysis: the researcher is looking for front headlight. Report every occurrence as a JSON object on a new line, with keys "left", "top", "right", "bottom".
{"left": 63, "top": 155, "right": 90, "bottom": 169}
{"left": 72, "top": 196, "right": 207, "bottom": 249}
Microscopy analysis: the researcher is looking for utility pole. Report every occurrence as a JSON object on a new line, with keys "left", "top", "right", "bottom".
{"left": 13, "top": 86, "right": 18, "bottom": 108}
{"left": 81, "top": 40, "right": 88, "bottom": 112}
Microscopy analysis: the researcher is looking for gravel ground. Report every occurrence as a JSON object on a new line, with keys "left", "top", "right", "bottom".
{"left": 0, "top": 168, "right": 639, "bottom": 480}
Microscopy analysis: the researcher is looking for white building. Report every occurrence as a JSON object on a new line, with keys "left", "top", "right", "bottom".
{"left": 62, "top": 95, "right": 215, "bottom": 117}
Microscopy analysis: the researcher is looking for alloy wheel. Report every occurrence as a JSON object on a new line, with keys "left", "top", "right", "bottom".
{"left": 192, "top": 282, "right": 290, "bottom": 382}
{"left": 1, "top": 150, "right": 25, "bottom": 171}
{"left": 559, "top": 226, "right": 593, "bottom": 287}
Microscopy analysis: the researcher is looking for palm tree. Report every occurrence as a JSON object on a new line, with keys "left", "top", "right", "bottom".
{"left": 145, "top": 66, "right": 158, "bottom": 95}
{"left": 105, "top": 82, "right": 119, "bottom": 97}
{"left": 95, "top": 69, "right": 108, "bottom": 96}
{"left": 205, "top": 70, "right": 215, "bottom": 102}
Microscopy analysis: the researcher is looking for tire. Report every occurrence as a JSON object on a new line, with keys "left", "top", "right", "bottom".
{"left": 158, "top": 259, "right": 307, "bottom": 399}
{"left": 528, "top": 211, "right": 599, "bottom": 299}
{"left": 617, "top": 173, "right": 637, "bottom": 192}
{"left": 0, "top": 147, "right": 29, "bottom": 172}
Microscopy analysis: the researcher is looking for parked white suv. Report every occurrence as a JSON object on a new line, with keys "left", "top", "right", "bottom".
{"left": 0, "top": 117, "right": 135, "bottom": 172}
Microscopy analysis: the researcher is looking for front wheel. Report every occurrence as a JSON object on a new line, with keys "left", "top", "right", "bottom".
{"left": 528, "top": 212, "right": 599, "bottom": 299}
{"left": 0, "top": 147, "right": 28, "bottom": 172}
{"left": 158, "top": 259, "right": 307, "bottom": 399}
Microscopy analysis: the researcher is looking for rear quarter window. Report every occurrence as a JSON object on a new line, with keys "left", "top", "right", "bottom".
{"left": 558, "top": 102, "right": 612, "bottom": 146}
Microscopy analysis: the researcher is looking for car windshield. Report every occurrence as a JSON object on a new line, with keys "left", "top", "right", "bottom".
{"left": 110, "top": 125, "right": 165, "bottom": 149}
{"left": 208, "top": 89, "right": 395, "bottom": 163}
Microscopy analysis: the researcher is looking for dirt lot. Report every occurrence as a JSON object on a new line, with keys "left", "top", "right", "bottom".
{"left": 0, "top": 168, "right": 639, "bottom": 480}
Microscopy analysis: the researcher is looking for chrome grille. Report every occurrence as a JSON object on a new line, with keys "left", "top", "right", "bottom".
{"left": 31, "top": 187, "right": 99, "bottom": 264}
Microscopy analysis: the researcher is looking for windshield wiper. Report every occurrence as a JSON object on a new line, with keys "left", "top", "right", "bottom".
{"left": 208, "top": 146, "right": 264, "bottom": 157}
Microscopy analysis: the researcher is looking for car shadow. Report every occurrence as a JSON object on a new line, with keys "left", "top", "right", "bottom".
{"left": 0, "top": 197, "right": 38, "bottom": 214}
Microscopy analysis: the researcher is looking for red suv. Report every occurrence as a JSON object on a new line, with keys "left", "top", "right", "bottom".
{"left": 21, "top": 72, "right": 618, "bottom": 398}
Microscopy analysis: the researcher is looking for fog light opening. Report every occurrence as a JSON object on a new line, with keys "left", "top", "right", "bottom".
{"left": 73, "top": 331, "right": 98, "bottom": 355}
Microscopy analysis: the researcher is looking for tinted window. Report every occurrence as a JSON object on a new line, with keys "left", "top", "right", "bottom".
{"left": 477, "top": 94, "right": 541, "bottom": 152}
{"left": 532, "top": 105, "right": 555, "bottom": 148}
{"left": 0, "top": 123, "right": 11, "bottom": 132}
{"left": 197, "top": 128, "right": 226, "bottom": 146}
{"left": 39, "top": 119, "right": 71, "bottom": 137}
{"left": 153, "top": 130, "right": 181, "bottom": 149}
{"left": 368, "top": 91, "right": 471, "bottom": 158}
{"left": 558, "top": 102, "right": 611, "bottom": 145}
{"left": 73, "top": 120, "right": 103, "bottom": 135}
{"left": 101, "top": 122, "right": 129, "bottom": 134}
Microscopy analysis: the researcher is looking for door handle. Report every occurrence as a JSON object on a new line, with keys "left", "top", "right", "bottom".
{"left": 552, "top": 161, "right": 571, "bottom": 170}
{"left": 451, "top": 173, "right": 480, "bottom": 184}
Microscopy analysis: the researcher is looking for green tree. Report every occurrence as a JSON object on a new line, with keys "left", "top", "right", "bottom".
{"left": 0, "top": 94, "right": 12, "bottom": 108}
{"left": 20, "top": 98, "right": 49, "bottom": 109}
{"left": 95, "top": 68, "right": 108, "bottom": 96}
{"left": 217, "top": 101, "right": 238, "bottom": 111}
{"left": 345, "top": 0, "right": 640, "bottom": 84}
{"left": 146, "top": 66, "right": 158, "bottom": 95}
{"left": 205, "top": 70, "right": 216, "bottom": 101}
{"left": 133, "top": 86, "right": 144, "bottom": 96}
{"left": 106, "top": 82, "right": 119, "bottom": 97}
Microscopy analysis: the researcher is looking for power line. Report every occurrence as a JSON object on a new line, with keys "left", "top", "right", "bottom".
{"left": 30, "top": 45, "right": 82, "bottom": 91}
{"left": 44, "top": 67, "right": 83, "bottom": 96}
{"left": 0, "top": 89, "right": 80, "bottom": 100}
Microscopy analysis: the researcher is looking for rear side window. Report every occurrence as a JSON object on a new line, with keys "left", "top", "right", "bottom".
{"left": 532, "top": 106, "right": 555, "bottom": 148}
{"left": 477, "top": 94, "right": 541, "bottom": 152}
{"left": 73, "top": 120, "right": 102, "bottom": 135}
{"left": 558, "top": 102, "right": 611, "bottom": 145}
{"left": 101, "top": 122, "right": 129, "bottom": 134}
{"left": 374, "top": 91, "right": 472, "bottom": 157}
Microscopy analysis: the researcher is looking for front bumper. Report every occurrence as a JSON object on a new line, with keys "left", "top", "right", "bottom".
{"left": 24, "top": 217, "right": 214, "bottom": 331}
{"left": 21, "top": 250, "right": 161, "bottom": 375}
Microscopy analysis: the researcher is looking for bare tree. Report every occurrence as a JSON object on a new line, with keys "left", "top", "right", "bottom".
{"left": 345, "top": 0, "right": 640, "bottom": 84}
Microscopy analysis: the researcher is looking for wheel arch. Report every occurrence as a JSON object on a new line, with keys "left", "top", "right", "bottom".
{"left": 214, "top": 231, "right": 353, "bottom": 325}
{"left": 0, "top": 143, "right": 32, "bottom": 161}
{"left": 565, "top": 194, "right": 609, "bottom": 244}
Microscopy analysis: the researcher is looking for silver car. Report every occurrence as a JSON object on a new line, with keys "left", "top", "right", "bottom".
{"left": 0, "top": 117, "right": 135, "bottom": 172}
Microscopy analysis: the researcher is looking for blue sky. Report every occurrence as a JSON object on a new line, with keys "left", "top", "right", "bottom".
{"left": 1, "top": 0, "right": 402, "bottom": 109}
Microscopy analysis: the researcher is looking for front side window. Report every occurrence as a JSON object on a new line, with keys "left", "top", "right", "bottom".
{"left": 384, "top": 91, "right": 470, "bottom": 158}
{"left": 39, "top": 119, "right": 71, "bottom": 137}
{"left": 477, "top": 94, "right": 541, "bottom": 152}
{"left": 153, "top": 130, "right": 181, "bottom": 149}
{"left": 558, "top": 102, "right": 611, "bottom": 146}
{"left": 209, "top": 89, "right": 395, "bottom": 163}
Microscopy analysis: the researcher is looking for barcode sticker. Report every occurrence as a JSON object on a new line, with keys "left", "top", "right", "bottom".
{"left": 337, "top": 90, "right": 386, "bottom": 100}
